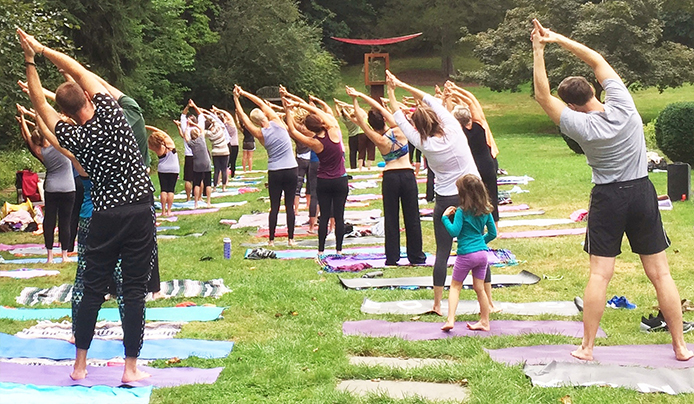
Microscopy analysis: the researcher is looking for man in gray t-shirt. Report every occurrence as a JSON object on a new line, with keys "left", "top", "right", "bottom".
{"left": 531, "top": 19, "right": 692, "bottom": 363}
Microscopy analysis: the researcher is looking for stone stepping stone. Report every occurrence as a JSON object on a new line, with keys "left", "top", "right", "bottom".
{"left": 349, "top": 356, "right": 455, "bottom": 369}
{"left": 337, "top": 380, "right": 468, "bottom": 402}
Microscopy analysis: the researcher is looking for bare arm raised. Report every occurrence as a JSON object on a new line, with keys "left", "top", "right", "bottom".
{"left": 233, "top": 86, "right": 265, "bottom": 146}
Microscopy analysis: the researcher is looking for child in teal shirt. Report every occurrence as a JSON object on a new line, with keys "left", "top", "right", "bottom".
{"left": 441, "top": 174, "right": 497, "bottom": 331}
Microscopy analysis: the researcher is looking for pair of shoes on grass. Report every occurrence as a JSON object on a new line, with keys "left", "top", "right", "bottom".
{"left": 640, "top": 310, "right": 694, "bottom": 333}
{"left": 247, "top": 248, "right": 277, "bottom": 260}
{"left": 607, "top": 295, "right": 637, "bottom": 309}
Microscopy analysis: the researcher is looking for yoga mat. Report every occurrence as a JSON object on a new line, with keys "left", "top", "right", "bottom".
{"left": 0, "top": 332, "right": 234, "bottom": 360}
{"left": 343, "top": 320, "right": 605, "bottom": 340}
{"left": 485, "top": 344, "right": 694, "bottom": 369}
{"left": 9, "top": 246, "right": 63, "bottom": 255}
{"left": 0, "top": 243, "right": 60, "bottom": 251}
{"left": 499, "top": 210, "right": 545, "bottom": 218}
{"left": 245, "top": 246, "right": 401, "bottom": 260}
{"left": 347, "top": 194, "right": 382, "bottom": 202}
{"left": 252, "top": 226, "right": 312, "bottom": 238}
{"left": 337, "top": 380, "right": 468, "bottom": 401}
{"left": 498, "top": 227, "right": 586, "bottom": 239}
{"left": 361, "top": 298, "right": 580, "bottom": 316}
{"left": 0, "top": 306, "right": 225, "bottom": 322}
{"left": 232, "top": 209, "right": 382, "bottom": 228}
{"left": 339, "top": 270, "right": 541, "bottom": 289}
{"left": 0, "top": 256, "right": 77, "bottom": 264}
{"left": 156, "top": 226, "right": 180, "bottom": 232}
{"left": 498, "top": 218, "right": 574, "bottom": 228}
{"left": 17, "top": 320, "right": 184, "bottom": 341}
{"left": 497, "top": 175, "right": 534, "bottom": 185}
{"left": 498, "top": 204, "right": 530, "bottom": 212}
{"left": 17, "top": 279, "right": 230, "bottom": 306}
{"left": 157, "top": 200, "right": 247, "bottom": 210}
{"left": 241, "top": 235, "right": 386, "bottom": 248}
{"left": 0, "top": 268, "right": 60, "bottom": 279}
{"left": 0, "top": 382, "right": 152, "bottom": 404}
{"left": 162, "top": 207, "right": 219, "bottom": 215}
{"left": 173, "top": 187, "right": 259, "bottom": 200}
{"left": 0, "top": 362, "right": 223, "bottom": 388}
{"left": 524, "top": 361, "right": 694, "bottom": 394}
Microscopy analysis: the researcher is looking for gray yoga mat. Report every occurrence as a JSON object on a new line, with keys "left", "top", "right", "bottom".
{"left": 524, "top": 361, "right": 694, "bottom": 394}
{"left": 485, "top": 344, "right": 694, "bottom": 369}
{"left": 339, "top": 270, "right": 540, "bottom": 290}
{"left": 343, "top": 319, "right": 604, "bottom": 340}
{"left": 361, "top": 298, "right": 580, "bottom": 316}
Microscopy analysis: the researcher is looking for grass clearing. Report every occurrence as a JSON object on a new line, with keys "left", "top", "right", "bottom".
{"left": 1, "top": 64, "right": 693, "bottom": 403}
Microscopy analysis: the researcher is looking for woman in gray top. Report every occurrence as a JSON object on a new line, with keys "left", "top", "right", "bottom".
{"left": 17, "top": 109, "right": 76, "bottom": 263}
{"left": 234, "top": 85, "right": 298, "bottom": 247}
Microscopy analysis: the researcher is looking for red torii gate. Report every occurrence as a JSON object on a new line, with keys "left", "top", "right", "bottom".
{"left": 331, "top": 33, "right": 422, "bottom": 102}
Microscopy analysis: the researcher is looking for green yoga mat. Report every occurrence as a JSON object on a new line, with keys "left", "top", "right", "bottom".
{"left": 0, "top": 306, "right": 225, "bottom": 322}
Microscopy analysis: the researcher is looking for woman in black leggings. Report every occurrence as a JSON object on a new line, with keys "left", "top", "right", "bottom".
{"left": 281, "top": 89, "right": 348, "bottom": 255}
{"left": 234, "top": 85, "right": 298, "bottom": 247}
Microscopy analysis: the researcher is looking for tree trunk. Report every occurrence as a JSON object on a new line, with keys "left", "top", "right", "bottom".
{"left": 441, "top": 54, "right": 454, "bottom": 77}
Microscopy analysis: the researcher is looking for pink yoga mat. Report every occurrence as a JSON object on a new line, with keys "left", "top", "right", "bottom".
{"left": 161, "top": 208, "right": 219, "bottom": 216}
{"left": 499, "top": 228, "right": 586, "bottom": 239}
{"left": 343, "top": 319, "right": 605, "bottom": 340}
{"left": 498, "top": 204, "right": 530, "bottom": 212}
{"left": 485, "top": 344, "right": 694, "bottom": 369}
{"left": 0, "top": 362, "right": 223, "bottom": 388}
{"left": 0, "top": 243, "right": 59, "bottom": 251}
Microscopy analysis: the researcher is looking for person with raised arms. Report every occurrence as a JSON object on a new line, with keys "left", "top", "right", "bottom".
{"left": 281, "top": 90, "right": 348, "bottom": 256}
{"left": 531, "top": 19, "right": 692, "bottom": 362}
{"left": 234, "top": 85, "right": 298, "bottom": 247}
{"left": 18, "top": 28, "right": 156, "bottom": 382}
{"left": 386, "top": 70, "right": 479, "bottom": 316}
{"left": 345, "top": 86, "right": 427, "bottom": 267}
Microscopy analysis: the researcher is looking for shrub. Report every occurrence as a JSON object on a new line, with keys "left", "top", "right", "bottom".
{"left": 655, "top": 102, "right": 694, "bottom": 165}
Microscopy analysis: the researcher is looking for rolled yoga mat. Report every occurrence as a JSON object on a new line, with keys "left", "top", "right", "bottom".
{"left": 343, "top": 319, "right": 605, "bottom": 340}
{"left": 524, "top": 361, "right": 694, "bottom": 395}
{"left": 361, "top": 298, "right": 580, "bottom": 316}
{"left": 339, "top": 270, "right": 540, "bottom": 290}
{"left": 0, "top": 382, "right": 152, "bottom": 404}
{"left": 0, "top": 362, "right": 223, "bottom": 388}
{"left": 0, "top": 332, "right": 234, "bottom": 360}
{"left": 0, "top": 306, "right": 225, "bottom": 322}
{"left": 485, "top": 343, "right": 694, "bottom": 369}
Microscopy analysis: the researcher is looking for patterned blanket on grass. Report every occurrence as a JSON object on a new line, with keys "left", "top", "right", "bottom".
{"left": 16, "top": 279, "right": 230, "bottom": 306}
{"left": 16, "top": 320, "right": 184, "bottom": 341}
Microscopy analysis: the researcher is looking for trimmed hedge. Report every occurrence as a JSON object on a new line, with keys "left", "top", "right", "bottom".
{"left": 655, "top": 102, "right": 694, "bottom": 166}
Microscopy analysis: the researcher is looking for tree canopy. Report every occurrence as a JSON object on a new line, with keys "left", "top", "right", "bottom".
{"left": 463, "top": 0, "right": 694, "bottom": 100}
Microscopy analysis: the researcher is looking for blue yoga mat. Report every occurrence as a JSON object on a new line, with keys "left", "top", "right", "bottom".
{"left": 0, "top": 306, "right": 225, "bottom": 322}
{"left": 0, "top": 382, "right": 152, "bottom": 404}
{"left": 0, "top": 256, "right": 77, "bottom": 264}
{"left": 0, "top": 332, "right": 234, "bottom": 360}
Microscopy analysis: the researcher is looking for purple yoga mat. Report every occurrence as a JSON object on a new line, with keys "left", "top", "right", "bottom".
{"left": 485, "top": 344, "right": 694, "bottom": 369}
{"left": 498, "top": 227, "right": 586, "bottom": 239}
{"left": 343, "top": 320, "right": 605, "bottom": 341}
{"left": 0, "top": 362, "right": 223, "bottom": 388}
{"left": 0, "top": 243, "right": 59, "bottom": 251}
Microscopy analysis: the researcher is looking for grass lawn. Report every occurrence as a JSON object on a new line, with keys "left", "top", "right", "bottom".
{"left": 0, "top": 61, "right": 693, "bottom": 403}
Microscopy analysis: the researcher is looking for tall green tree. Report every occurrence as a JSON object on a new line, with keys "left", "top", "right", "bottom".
{"left": 185, "top": 0, "right": 339, "bottom": 108}
{"left": 0, "top": 0, "right": 72, "bottom": 149}
{"left": 46, "top": 0, "right": 215, "bottom": 118}
{"left": 463, "top": 0, "right": 694, "bottom": 100}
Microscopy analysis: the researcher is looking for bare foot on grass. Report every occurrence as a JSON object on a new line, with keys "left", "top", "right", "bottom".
{"left": 466, "top": 321, "right": 490, "bottom": 331}
{"left": 122, "top": 368, "right": 151, "bottom": 384}
{"left": 570, "top": 346, "right": 593, "bottom": 361}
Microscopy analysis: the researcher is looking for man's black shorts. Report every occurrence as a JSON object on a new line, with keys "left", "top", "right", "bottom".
{"left": 584, "top": 176, "right": 669, "bottom": 257}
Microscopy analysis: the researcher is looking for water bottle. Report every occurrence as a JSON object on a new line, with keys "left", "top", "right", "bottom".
{"left": 223, "top": 238, "right": 231, "bottom": 259}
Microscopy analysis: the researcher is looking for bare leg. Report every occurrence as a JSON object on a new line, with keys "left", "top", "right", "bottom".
{"left": 70, "top": 348, "right": 88, "bottom": 380}
{"left": 485, "top": 282, "right": 500, "bottom": 313}
{"left": 122, "top": 356, "right": 150, "bottom": 383}
{"left": 46, "top": 249, "right": 54, "bottom": 264}
{"left": 184, "top": 181, "right": 192, "bottom": 202}
{"left": 248, "top": 151, "right": 253, "bottom": 171}
{"left": 61, "top": 249, "right": 69, "bottom": 262}
{"left": 193, "top": 185, "right": 201, "bottom": 209}
{"left": 308, "top": 216, "right": 317, "bottom": 234}
{"left": 160, "top": 192, "right": 166, "bottom": 216}
{"left": 358, "top": 158, "right": 364, "bottom": 171}
{"left": 165, "top": 192, "right": 174, "bottom": 217}
{"left": 467, "top": 277, "right": 491, "bottom": 331}
{"left": 572, "top": 255, "right": 614, "bottom": 361}
{"left": 414, "top": 162, "right": 421, "bottom": 176}
{"left": 205, "top": 186, "right": 213, "bottom": 208}
{"left": 432, "top": 286, "right": 444, "bottom": 316}
{"left": 442, "top": 280, "right": 463, "bottom": 330}
{"left": 641, "top": 252, "right": 693, "bottom": 361}
{"left": 294, "top": 195, "right": 301, "bottom": 213}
